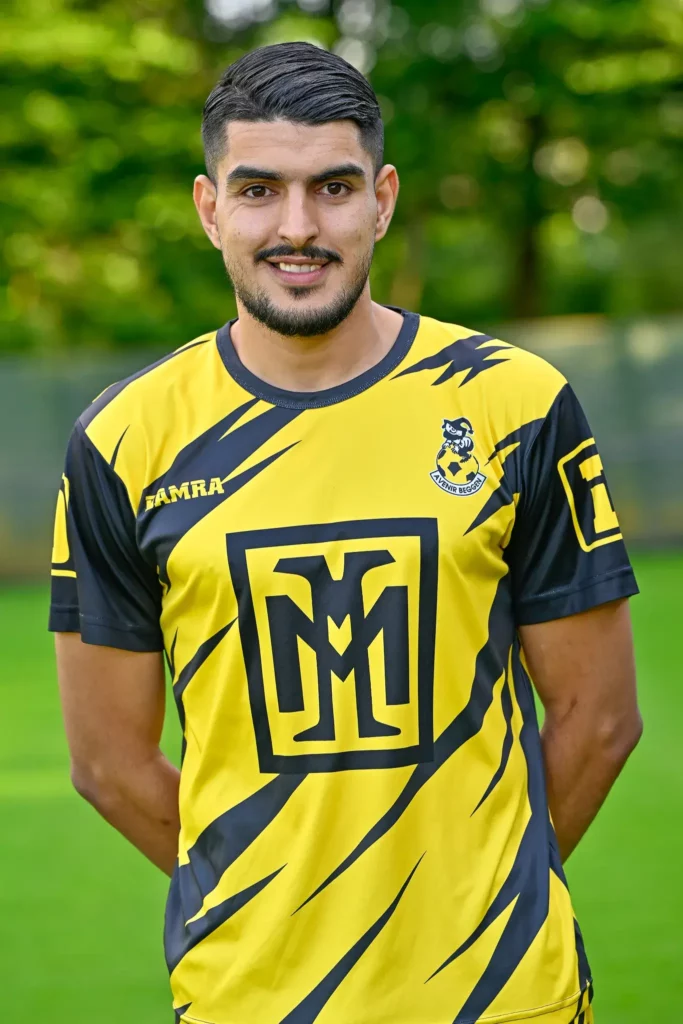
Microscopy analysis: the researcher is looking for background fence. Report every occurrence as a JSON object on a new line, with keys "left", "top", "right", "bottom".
{"left": 1, "top": 311, "right": 681, "bottom": 578}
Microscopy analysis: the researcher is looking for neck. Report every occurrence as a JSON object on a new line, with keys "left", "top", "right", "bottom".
{"left": 229, "top": 289, "right": 405, "bottom": 394}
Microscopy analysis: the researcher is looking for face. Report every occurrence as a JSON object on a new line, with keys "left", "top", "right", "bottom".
{"left": 193, "top": 120, "right": 398, "bottom": 337}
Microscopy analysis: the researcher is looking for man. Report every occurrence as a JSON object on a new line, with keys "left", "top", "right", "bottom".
{"left": 50, "top": 42, "right": 641, "bottom": 1024}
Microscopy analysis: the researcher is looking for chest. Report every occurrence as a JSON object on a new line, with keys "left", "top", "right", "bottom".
{"left": 136, "top": 392, "right": 518, "bottom": 768}
{"left": 136, "top": 395, "right": 512, "bottom": 611}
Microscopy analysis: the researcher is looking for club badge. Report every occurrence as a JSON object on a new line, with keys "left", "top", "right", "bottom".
{"left": 431, "top": 416, "right": 486, "bottom": 496}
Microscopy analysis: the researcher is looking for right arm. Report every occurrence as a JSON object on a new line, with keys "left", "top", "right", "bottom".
{"left": 55, "top": 633, "right": 180, "bottom": 876}
{"left": 50, "top": 420, "right": 177, "bottom": 873}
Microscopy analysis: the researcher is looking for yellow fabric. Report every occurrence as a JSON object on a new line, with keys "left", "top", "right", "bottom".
{"left": 179, "top": 996, "right": 595, "bottom": 1023}
{"left": 53, "top": 313, "right": 633, "bottom": 1023}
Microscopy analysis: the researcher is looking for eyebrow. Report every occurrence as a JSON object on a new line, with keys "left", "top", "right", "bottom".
{"left": 309, "top": 163, "right": 367, "bottom": 185}
{"left": 225, "top": 163, "right": 367, "bottom": 187}
{"left": 226, "top": 166, "right": 282, "bottom": 184}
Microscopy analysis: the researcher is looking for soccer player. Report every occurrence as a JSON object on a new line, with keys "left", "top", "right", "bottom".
{"left": 50, "top": 42, "right": 641, "bottom": 1024}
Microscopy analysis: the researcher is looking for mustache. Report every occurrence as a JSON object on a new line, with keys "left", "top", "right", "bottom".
{"left": 254, "top": 244, "right": 343, "bottom": 265}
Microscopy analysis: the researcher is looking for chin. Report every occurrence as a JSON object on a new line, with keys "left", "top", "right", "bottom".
{"left": 279, "top": 287, "right": 323, "bottom": 303}
{"left": 237, "top": 273, "right": 368, "bottom": 337}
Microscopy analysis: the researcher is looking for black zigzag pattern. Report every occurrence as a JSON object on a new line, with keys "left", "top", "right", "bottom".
{"left": 394, "top": 333, "right": 510, "bottom": 387}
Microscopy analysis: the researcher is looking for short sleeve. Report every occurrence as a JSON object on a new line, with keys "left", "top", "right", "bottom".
{"left": 48, "top": 421, "right": 164, "bottom": 651}
{"left": 508, "top": 383, "right": 639, "bottom": 625}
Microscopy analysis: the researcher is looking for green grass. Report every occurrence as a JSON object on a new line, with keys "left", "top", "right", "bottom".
{"left": 0, "top": 587, "right": 175, "bottom": 1023}
{"left": 0, "top": 554, "right": 681, "bottom": 1023}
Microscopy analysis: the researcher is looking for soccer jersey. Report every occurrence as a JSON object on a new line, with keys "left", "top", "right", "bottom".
{"left": 49, "top": 310, "right": 637, "bottom": 1024}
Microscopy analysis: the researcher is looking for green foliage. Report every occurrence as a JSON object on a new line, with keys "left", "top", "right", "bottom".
{"left": 371, "top": 0, "right": 683, "bottom": 321}
{"left": 1, "top": 0, "right": 682, "bottom": 352}
{"left": 1, "top": 0, "right": 230, "bottom": 352}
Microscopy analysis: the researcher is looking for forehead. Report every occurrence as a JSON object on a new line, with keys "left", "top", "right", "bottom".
{"left": 220, "top": 119, "right": 370, "bottom": 179}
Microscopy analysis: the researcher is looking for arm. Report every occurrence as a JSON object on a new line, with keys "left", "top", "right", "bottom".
{"left": 520, "top": 598, "right": 642, "bottom": 862}
{"left": 55, "top": 632, "right": 180, "bottom": 876}
{"left": 50, "top": 423, "right": 175, "bottom": 870}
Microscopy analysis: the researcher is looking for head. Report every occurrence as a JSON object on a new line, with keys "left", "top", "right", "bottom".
{"left": 193, "top": 42, "right": 399, "bottom": 337}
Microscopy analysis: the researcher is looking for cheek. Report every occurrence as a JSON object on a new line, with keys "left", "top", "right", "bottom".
{"left": 327, "top": 201, "right": 376, "bottom": 250}
{"left": 220, "top": 205, "right": 272, "bottom": 247}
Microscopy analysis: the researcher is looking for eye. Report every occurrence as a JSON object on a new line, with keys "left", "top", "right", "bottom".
{"left": 243, "top": 184, "right": 274, "bottom": 199}
{"left": 320, "top": 181, "right": 351, "bottom": 197}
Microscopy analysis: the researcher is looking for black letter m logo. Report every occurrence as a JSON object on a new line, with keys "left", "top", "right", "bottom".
{"left": 267, "top": 550, "right": 409, "bottom": 742}
{"left": 228, "top": 520, "right": 438, "bottom": 773}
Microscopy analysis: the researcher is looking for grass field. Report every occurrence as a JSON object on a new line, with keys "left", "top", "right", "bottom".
{"left": 1, "top": 553, "right": 681, "bottom": 1023}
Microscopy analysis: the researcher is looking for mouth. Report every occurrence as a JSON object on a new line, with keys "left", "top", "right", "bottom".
{"left": 265, "top": 258, "right": 331, "bottom": 287}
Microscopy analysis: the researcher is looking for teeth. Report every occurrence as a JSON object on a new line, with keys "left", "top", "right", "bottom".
{"left": 277, "top": 263, "right": 320, "bottom": 273}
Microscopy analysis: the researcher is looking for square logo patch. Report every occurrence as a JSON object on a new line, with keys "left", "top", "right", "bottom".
{"left": 227, "top": 519, "right": 438, "bottom": 773}
{"left": 557, "top": 439, "right": 622, "bottom": 552}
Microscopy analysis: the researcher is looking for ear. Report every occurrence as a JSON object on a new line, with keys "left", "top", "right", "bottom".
{"left": 374, "top": 164, "right": 399, "bottom": 242}
{"left": 193, "top": 175, "right": 222, "bottom": 250}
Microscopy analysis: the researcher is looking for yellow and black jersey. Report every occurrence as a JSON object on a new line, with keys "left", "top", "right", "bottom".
{"left": 49, "top": 310, "right": 636, "bottom": 1024}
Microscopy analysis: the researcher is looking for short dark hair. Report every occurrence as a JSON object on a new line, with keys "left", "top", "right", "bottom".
{"left": 201, "top": 42, "right": 384, "bottom": 183}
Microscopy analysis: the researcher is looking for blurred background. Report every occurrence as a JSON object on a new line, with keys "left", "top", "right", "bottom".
{"left": 0, "top": 0, "right": 681, "bottom": 1021}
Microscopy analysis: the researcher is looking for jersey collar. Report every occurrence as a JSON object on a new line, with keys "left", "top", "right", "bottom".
{"left": 215, "top": 308, "right": 420, "bottom": 410}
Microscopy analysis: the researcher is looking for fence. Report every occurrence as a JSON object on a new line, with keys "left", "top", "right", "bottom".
{"left": 1, "top": 313, "right": 681, "bottom": 577}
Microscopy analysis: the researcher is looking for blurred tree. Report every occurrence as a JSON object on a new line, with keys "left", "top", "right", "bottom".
{"left": 1, "top": 0, "right": 682, "bottom": 353}
{"left": 366, "top": 0, "right": 683, "bottom": 322}
{"left": 1, "top": 0, "right": 237, "bottom": 352}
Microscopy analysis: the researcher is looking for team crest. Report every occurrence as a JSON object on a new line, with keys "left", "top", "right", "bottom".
{"left": 430, "top": 416, "right": 486, "bottom": 496}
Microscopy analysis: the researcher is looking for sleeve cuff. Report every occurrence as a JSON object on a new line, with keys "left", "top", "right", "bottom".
{"left": 48, "top": 608, "right": 164, "bottom": 652}
{"left": 515, "top": 567, "right": 639, "bottom": 626}
{"left": 48, "top": 606, "right": 81, "bottom": 633}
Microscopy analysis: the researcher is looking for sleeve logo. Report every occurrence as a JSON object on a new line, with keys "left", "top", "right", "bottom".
{"left": 557, "top": 439, "right": 622, "bottom": 551}
{"left": 430, "top": 416, "right": 486, "bottom": 496}
{"left": 51, "top": 474, "right": 77, "bottom": 578}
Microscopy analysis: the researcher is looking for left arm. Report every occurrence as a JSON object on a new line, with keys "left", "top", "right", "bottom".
{"left": 520, "top": 598, "right": 642, "bottom": 862}
{"left": 506, "top": 379, "right": 643, "bottom": 860}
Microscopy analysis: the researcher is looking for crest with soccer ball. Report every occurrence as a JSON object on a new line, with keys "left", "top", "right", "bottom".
{"left": 431, "top": 416, "right": 487, "bottom": 496}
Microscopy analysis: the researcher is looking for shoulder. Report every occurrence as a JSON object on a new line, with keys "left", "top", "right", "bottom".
{"left": 77, "top": 331, "right": 218, "bottom": 462}
{"left": 69, "top": 330, "right": 236, "bottom": 513}
{"left": 402, "top": 314, "right": 567, "bottom": 415}
{"left": 79, "top": 332, "right": 217, "bottom": 437}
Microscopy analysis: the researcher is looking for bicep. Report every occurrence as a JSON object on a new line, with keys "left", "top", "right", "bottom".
{"left": 55, "top": 632, "right": 166, "bottom": 770}
{"left": 519, "top": 599, "right": 638, "bottom": 718}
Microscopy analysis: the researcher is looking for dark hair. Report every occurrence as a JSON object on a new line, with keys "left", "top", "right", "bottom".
{"left": 201, "top": 42, "right": 384, "bottom": 183}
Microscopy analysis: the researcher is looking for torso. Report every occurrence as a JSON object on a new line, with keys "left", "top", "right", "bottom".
{"left": 79, "top": 312, "right": 593, "bottom": 1024}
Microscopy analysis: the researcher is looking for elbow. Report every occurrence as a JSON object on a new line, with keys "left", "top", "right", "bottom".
{"left": 70, "top": 759, "right": 119, "bottom": 810}
{"left": 626, "top": 711, "right": 644, "bottom": 756}
{"left": 598, "top": 709, "right": 643, "bottom": 767}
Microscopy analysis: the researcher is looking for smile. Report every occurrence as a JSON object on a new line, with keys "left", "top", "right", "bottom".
{"left": 266, "top": 261, "right": 330, "bottom": 285}
{"left": 277, "top": 262, "right": 323, "bottom": 273}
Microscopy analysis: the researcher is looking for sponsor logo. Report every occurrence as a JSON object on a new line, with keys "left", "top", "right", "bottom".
{"left": 144, "top": 478, "right": 226, "bottom": 510}
{"left": 557, "top": 439, "right": 622, "bottom": 551}
{"left": 51, "top": 473, "right": 77, "bottom": 578}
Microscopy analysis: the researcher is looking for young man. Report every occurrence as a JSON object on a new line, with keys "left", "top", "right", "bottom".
{"left": 51, "top": 42, "right": 641, "bottom": 1024}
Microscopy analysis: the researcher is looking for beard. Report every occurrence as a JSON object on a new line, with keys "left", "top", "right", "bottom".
{"left": 221, "top": 244, "right": 374, "bottom": 338}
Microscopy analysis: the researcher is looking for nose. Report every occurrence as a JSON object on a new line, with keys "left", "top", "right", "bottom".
{"left": 277, "top": 186, "right": 319, "bottom": 250}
